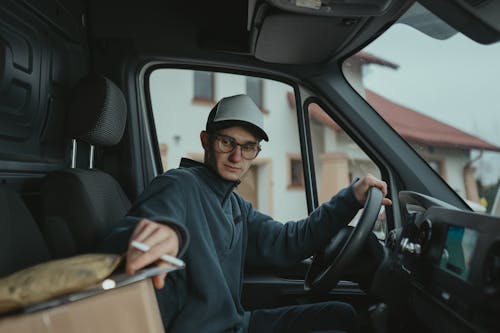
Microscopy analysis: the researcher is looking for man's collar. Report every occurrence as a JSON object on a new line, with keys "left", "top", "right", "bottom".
{"left": 179, "top": 158, "right": 240, "bottom": 204}
{"left": 179, "top": 157, "right": 205, "bottom": 169}
{"left": 179, "top": 157, "right": 241, "bottom": 187}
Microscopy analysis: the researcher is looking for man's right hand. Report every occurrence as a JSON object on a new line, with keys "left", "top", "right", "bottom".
{"left": 126, "top": 219, "right": 180, "bottom": 289}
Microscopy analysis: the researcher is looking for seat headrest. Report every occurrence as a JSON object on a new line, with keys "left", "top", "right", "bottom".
{"left": 68, "top": 74, "right": 127, "bottom": 146}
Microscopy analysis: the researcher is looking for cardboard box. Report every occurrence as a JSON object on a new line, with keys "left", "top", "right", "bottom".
{"left": 0, "top": 278, "right": 164, "bottom": 333}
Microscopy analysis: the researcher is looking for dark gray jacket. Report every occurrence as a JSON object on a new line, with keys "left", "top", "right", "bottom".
{"left": 104, "top": 158, "right": 361, "bottom": 333}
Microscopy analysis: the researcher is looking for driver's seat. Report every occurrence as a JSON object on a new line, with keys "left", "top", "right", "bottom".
{"left": 41, "top": 74, "right": 131, "bottom": 258}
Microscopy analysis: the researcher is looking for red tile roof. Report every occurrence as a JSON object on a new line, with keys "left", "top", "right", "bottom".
{"left": 365, "top": 90, "right": 500, "bottom": 152}
{"left": 289, "top": 91, "right": 500, "bottom": 152}
{"left": 354, "top": 52, "right": 399, "bottom": 70}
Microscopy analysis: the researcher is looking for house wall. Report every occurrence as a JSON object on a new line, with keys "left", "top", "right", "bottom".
{"left": 150, "top": 70, "right": 206, "bottom": 169}
{"left": 411, "top": 144, "right": 471, "bottom": 199}
{"left": 310, "top": 120, "right": 325, "bottom": 186}
{"left": 344, "top": 56, "right": 480, "bottom": 206}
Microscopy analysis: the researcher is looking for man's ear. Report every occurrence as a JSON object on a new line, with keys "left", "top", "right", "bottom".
{"left": 200, "top": 131, "right": 209, "bottom": 150}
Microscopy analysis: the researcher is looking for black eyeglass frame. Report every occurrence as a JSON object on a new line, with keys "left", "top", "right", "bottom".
{"left": 212, "top": 133, "right": 262, "bottom": 160}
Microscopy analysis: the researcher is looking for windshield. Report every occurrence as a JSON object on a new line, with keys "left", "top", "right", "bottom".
{"left": 343, "top": 3, "right": 500, "bottom": 216}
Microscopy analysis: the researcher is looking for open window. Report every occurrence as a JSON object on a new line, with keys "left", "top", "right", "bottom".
{"left": 148, "top": 69, "right": 307, "bottom": 222}
{"left": 303, "top": 100, "right": 386, "bottom": 239}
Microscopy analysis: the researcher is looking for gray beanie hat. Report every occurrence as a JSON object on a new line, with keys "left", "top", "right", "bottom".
{"left": 206, "top": 94, "right": 269, "bottom": 141}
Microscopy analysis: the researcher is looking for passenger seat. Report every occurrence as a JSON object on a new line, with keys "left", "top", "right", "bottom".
{"left": 0, "top": 186, "right": 51, "bottom": 278}
{"left": 41, "top": 74, "right": 131, "bottom": 258}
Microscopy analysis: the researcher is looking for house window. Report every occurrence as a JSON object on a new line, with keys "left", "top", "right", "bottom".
{"left": 194, "top": 71, "right": 214, "bottom": 102}
{"left": 246, "top": 76, "right": 265, "bottom": 111}
{"left": 288, "top": 155, "right": 304, "bottom": 188}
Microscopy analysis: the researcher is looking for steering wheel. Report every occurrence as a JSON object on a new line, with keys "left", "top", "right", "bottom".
{"left": 304, "top": 187, "right": 383, "bottom": 293}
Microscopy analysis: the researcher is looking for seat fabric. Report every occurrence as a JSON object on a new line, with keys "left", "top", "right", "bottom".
{"left": 41, "top": 74, "right": 131, "bottom": 258}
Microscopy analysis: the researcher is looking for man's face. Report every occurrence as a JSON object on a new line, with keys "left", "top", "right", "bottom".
{"left": 202, "top": 126, "right": 259, "bottom": 181}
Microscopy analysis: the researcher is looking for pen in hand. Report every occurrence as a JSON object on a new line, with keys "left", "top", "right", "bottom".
{"left": 131, "top": 240, "right": 186, "bottom": 269}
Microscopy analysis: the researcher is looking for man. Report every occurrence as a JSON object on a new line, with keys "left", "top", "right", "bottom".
{"left": 104, "top": 94, "right": 392, "bottom": 333}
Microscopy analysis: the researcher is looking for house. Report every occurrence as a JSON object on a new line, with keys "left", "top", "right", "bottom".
{"left": 302, "top": 89, "right": 500, "bottom": 211}
{"left": 341, "top": 52, "right": 500, "bottom": 210}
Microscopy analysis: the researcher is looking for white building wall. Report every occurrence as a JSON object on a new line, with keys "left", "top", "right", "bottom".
{"left": 322, "top": 125, "right": 338, "bottom": 152}
{"left": 447, "top": 156, "right": 468, "bottom": 198}
{"left": 437, "top": 148, "right": 470, "bottom": 198}
{"left": 150, "top": 69, "right": 207, "bottom": 169}
{"left": 257, "top": 162, "right": 270, "bottom": 214}
{"left": 311, "top": 121, "right": 325, "bottom": 186}
{"left": 262, "top": 80, "right": 307, "bottom": 221}
{"left": 216, "top": 73, "right": 246, "bottom": 100}
{"left": 410, "top": 144, "right": 470, "bottom": 198}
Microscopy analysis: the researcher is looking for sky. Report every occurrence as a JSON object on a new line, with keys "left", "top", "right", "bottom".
{"left": 360, "top": 22, "right": 500, "bottom": 186}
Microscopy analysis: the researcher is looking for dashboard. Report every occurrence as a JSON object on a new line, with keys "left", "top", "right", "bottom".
{"left": 392, "top": 191, "right": 500, "bottom": 332}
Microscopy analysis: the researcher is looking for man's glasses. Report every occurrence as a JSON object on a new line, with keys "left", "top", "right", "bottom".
{"left": 213, "top": 134, "right": 261, "bottom": 160}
